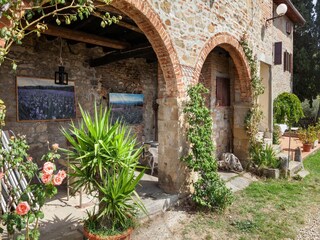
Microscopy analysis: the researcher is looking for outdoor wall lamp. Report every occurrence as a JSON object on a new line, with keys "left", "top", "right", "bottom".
{"left": 55, "top": 66, "right": 68, "bottom": 85}
{"left": 55, "top": 37, "right": 68, "bottom": 85}
{"left": 266, "top": 3, "right": 288, "bottom": 22}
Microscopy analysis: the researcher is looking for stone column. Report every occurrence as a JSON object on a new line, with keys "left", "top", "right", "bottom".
{"left": 233, "top": 103, "right": 250, "bottom": 166}
{"left": 157, "top": 97, "right": 188, "bottom": 194}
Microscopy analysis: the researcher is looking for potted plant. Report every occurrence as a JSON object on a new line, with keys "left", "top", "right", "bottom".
{"left": 61, "top": 104, "right": 146, "bottom": 240}
{"left": 298, "top": 126, "right": 317, "bottom": 152}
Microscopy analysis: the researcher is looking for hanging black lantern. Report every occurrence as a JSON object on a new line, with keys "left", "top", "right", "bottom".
{"left": 55, "top": 66, "right": 68, "bottom": 85}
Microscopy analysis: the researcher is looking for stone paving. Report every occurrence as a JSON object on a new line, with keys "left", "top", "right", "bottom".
{"left": 219, "top": 171, "right": 258, "bottom": 192}
{"left": 35, "top": 174, "right": 178, "bottom": 240}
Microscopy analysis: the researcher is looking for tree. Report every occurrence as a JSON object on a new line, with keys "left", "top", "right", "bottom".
{"left": 0, "top": 0, "right": 119, "bottom": 68}
{"left": 291, "top": 0, "right": 318, "bottom": 103}
{"left": 273, "top": 92, "right": 304, "bottom": 160}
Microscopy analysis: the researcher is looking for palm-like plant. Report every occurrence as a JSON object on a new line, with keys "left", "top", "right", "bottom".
{"left": 61, "top": 104, "right": 146, "bottom": 235}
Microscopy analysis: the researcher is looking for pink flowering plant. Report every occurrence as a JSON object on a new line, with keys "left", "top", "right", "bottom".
{"left": 0, "top": 101, "right": 66, "bottom": 239}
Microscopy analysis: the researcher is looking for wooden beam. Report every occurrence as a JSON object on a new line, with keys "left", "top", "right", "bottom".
{"left": 94, "top": 3, "right": 143, "bottom": 34}
{"left": 90, "top": 46, "right": 154, "bottom": 67}
{"left": 30, "top": 24, "right": 130, "bottom": 49}
{"left": 116, "top": 21, "right": 143, "bottom": 34}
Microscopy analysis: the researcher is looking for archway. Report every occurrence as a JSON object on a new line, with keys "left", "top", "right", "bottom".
{"left": 194, "top": 32, "right": 252, "bottom": 162}
{"left": 0, "top": 0, "right": 186, "bottom": 193}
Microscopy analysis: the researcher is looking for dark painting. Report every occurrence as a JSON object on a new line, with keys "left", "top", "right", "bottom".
{"left": 109, "top": 93, "right": 144, "bottom": 124}
{"left": 17, "top": 77, "right": 76, "bottom": 121}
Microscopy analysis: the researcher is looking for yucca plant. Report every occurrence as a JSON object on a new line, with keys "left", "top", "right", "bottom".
{"left": 61, "top": 104, "right": 146, "bottom": 236}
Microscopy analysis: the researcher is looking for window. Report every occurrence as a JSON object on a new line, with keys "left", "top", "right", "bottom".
{"left": 274, "top": 42, "right": 282, "bottom": 65}
{"left": 216, "top": 77, "right": 230, "bottom": 106}
{"left": 284, "top": 51, "right": 293, "bottom": 73}
{"left": 286, "top": 22, "right": 292, "bottom": 35}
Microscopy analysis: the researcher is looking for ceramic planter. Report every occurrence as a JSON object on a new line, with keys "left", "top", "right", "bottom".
{"left": 83, "top": 227, "right": 133, "bottom": 240}
{"left": 303, "top": 143, "right": 312, "bottom": 152}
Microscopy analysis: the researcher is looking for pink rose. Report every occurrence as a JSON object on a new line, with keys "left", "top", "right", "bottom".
{"left": 57, "top": 170, "right": 67, "bottom": 180}
{"left": 43, "top": 162, "right": 55, "bottom": 175}
{"left": 27, "top": 156, "right": 33, "bottom": 162}
{"left": 52, "top": 143, "right": 59, "bottom": 151}
{"left": 0, "top": 172, "right": 4, "bottom": 180}
{"left": 53, "top": 174, "right": 63, "bottom": 186}
{"left": 41, "top": 173, "right": 52, "bottom": 184}
{"left": 16, "top": 201, "right": 30, "bottom": 216}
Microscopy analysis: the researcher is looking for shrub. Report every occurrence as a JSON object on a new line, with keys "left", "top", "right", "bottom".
{"left": 251, "top": 143, "right": 279, "bottom": 169}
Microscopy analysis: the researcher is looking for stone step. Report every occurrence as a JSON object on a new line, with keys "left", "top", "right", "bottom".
{"left": 294, "top": 169, "right": 310, "bottom": 179}
{"left": 288, "top": 161, "right": 303, "bottom": 177}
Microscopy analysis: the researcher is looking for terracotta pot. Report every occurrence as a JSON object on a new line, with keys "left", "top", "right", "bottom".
{"left": 303, "top": 143, "right": 312, "bottom": 152}
{"left": 83, "top": 227, "right": 133, "bottom": 240}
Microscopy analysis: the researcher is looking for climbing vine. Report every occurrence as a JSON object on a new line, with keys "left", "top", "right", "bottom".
{"left": 240, "top": 34, "right": 265, "bottom": 160}
{"left": 183, "top": 83, "right": 233, "bottom": 211}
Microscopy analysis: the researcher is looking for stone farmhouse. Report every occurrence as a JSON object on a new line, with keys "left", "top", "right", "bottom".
{"left": 0, "top": 0, "right": 305, "bottom": 193}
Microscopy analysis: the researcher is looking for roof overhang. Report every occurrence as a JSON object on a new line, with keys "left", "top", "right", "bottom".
{"left": 273, "top": 0, "right": 306, "bottom": 25}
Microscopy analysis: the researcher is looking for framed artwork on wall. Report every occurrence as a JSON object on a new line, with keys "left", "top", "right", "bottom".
{"left": 109, "top": 93, "right": 144, "bottom": 124}
{"left": 16, "top": 76, "right": 76, "bottom": 121}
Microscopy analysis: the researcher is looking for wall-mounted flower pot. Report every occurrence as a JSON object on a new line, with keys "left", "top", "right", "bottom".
{"left": 303, "top": 143, "right": 312, "bottom": 152}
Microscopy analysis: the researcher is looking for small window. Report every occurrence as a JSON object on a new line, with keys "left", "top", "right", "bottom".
{"left": 216, "top": 77, "right": 230, "bottom": 106}
{"left": 286, "top": 22, "right": 292, "bottom": 35}
{"left": 274, "top": 42, "right": 282, "bottom": 65}
{"left": 283, "top": 51, "right": 293, "bottom": 72}
{"left": 290, "top": 53, "right": 293, "bottom": 73}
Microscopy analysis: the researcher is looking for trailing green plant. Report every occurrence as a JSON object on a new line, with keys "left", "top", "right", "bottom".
{"left": 240, "top": 34, "right": 265, "bottom": 161}
{"left": 61, "top": 103, "right": 146, "bottom": 234}
{"left": 0, "top": 0, "right": 120, "bottom": 68}
{"left": 182, "top": 83, "right": 233, "bottom": 211}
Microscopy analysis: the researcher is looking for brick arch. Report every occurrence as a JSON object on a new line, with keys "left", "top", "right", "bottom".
{"left": 194, "top": 32, "right": 252, "bottom": 100}
{"left": 111, "top": 0, "right": 183, "bottom": 98}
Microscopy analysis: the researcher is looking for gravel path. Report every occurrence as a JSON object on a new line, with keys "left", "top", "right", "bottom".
{"left": 297, "top": 211, "right": 320, "bottom": 240}
{"left": 132, "top": 210, "right": 189, "bottom": 240}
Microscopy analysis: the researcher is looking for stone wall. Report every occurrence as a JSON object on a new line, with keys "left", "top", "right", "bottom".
{"left": 148, "top": 0, "right": 293, "bottom": 98}
{"left": 0, "top": 0, "right": 299, "bottom": 193}
{"left": 0, "top": 36, "right": 157, "bottom": 162}
{"left": 271, "top": 14, "right": 294, "bottom": 99}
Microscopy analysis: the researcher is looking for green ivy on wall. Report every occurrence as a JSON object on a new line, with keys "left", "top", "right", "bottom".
{"left": 240, "top": 34, "right": 265, "bottom": 160}
{"left": 182, "top": 83, "right": 233, "bottom": 211}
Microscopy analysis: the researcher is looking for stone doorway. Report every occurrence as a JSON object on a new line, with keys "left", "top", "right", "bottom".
{"left": 195, "top": 33, "right": 252, "bottom": 163}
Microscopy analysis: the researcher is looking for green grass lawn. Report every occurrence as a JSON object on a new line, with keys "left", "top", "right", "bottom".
{"left": 181, "top": 151, "right": 320, "bottom": 240}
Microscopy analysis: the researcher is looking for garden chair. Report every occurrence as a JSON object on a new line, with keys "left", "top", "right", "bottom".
{"left": 147, "top": 147, "right": 158, "bottom": 176}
